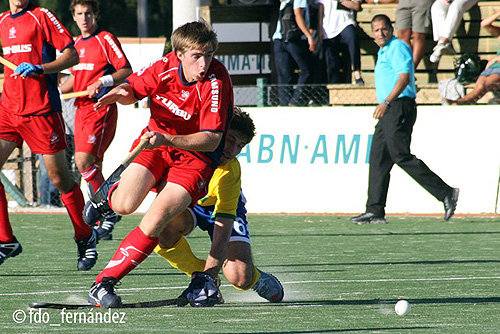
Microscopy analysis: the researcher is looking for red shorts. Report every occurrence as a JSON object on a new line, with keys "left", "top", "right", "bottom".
{"left": 130, "top": 137, "right": 215, "bottom": 207}
{"left": 0, "top": 107, "right": 67, "bottom": 154}
{"left": 74, "top": 103, "right": 117, "bottom": 162}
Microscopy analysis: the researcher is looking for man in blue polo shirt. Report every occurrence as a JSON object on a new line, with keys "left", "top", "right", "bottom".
{"left": 351, "top": 14, "right": 459, "bottom": 224}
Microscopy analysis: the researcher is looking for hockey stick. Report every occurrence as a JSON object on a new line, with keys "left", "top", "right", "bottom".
{"left": 0, "top": 56, "right": 84, "bottom": 101}
{"left": 0, "top": 55, "right": 17, "bottom": 70}
{"left": 87, "top": 137, "right": 150, "bottom": 202}
{"left": 84, "top": 137, "right": 150, "bottom": 224}
{"left": 61, "top": 90, "right": 88, "bottom": 100}
{"left": 29, "top": 298, "right": 182, "bottom": 310}
{"left": 108, "top": 137, "right": 150, "bottom": 182}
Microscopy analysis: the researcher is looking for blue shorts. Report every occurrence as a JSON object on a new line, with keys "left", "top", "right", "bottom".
{"left": 480, "top": 66, "right": 500, "bottom": 77}
{"left": 189, "top": 193, "right": 251, "bottom": 244}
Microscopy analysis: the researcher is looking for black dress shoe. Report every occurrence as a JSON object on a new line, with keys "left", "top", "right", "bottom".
{"left": 350, "top": 212, "right": 386, "bottom": 224}
{"left": 443, "top": 188, "right": 459, "bottom": 221}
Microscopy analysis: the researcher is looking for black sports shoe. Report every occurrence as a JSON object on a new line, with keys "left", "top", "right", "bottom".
{"left": 83, "top": 199, "right": 113, "bottom": 226}
{"left": 75, "top": 229, "right": 98, "bottom": 271}
{"left": 354, "top": 78, "right": 365, "bottom": 86}
{"left": 443, "top": 188, "right": 459, "bottom": 221}
{"left": 83, "top": 179, "right": 118, "bottom": 225}
{"left": 88, "top": 277, "right": 122, "bottom": 308}
{"left": 94, "top": 214, "right": 121, "bottom": 241}
{"left": 350, "top": 212, "right": 387, "bottom": 224}
{"left": 177, "top": 272, "right": 224, "bottom": 307}
{"left": 0, "top": 237, "right": 22, "bottom": 265}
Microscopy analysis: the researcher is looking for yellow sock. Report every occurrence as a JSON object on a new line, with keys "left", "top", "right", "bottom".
{"left": 154, "top": 236, "right": 205, "bottom": 277}
{"left": 232, "top": 266, "right": 261, "bottom": 291}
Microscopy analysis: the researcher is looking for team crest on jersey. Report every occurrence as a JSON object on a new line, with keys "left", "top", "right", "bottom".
{"left": 179, "top": 90, "right": 190, "bottom": 101}
{"left": 87, "top": 135, "right": 96, "bottom": 144}
{"left": 8, "top": 27, "right": 16, "bottom": 39}
{"left": 79, "top": 48, "right": 85, "bottom": 59}
{"left": 49, "top": 133, "right": 60, "bottom": 145}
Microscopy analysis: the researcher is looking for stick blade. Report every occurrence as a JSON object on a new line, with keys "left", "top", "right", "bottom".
{"left": 29, "top": 302, "right": 95, "bottom": 310}
{"left": 29, "top": 298, "right": 181, "bottom": 309}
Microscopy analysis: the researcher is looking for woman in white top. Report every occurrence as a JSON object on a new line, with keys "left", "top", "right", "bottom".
{"left": 317, "top": 0, "right": 364, "bottom": 85}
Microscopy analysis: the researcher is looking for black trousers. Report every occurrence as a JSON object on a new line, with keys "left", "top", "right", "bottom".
{"left": 366, "top": 97, "right": 452, "bottom": 216}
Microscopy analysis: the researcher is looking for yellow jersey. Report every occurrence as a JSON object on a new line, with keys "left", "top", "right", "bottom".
{"left": 197, "top": 157, "right": 241, "bottom": 219}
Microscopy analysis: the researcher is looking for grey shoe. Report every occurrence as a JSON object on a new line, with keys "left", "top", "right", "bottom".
{"left": 253, "top": 269, "right": 284, "bottom": 302}
{"left": 430, "top": 42, "right": 456, "bottom": 63}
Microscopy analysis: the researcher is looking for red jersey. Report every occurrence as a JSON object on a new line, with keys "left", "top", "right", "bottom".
{"left": 72, "top": 29, "right": 131, "bottom": 106}
{"left": 0, "top": 5, "right": 74, "bottom": 116}
{"left": 127, "top": 51, "right": 234, "bottom": 166}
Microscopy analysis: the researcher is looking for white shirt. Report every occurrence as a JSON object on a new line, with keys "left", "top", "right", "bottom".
{"left": 318, "top": 0, "right": 357, "bottom": 39}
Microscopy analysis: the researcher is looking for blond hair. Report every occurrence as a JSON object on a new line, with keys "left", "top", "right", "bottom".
{"left": 171, "top": 20, "right": 218, "bottom": 54}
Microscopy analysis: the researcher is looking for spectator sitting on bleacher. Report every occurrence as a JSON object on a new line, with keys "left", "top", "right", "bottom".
{"left": 430, "top": 0, "right": 479, "bottom": 64}
{"left": 446, "top": 10, "right": 500, "bottom": 105}
{"left": 364, "top": 0, "right": 397, "bottom": 5}
{"left": 394, "top": 0, "right": 434, "bottom": 68}
{"left": 317, "top": 0, "right": 365, "bottom": 85}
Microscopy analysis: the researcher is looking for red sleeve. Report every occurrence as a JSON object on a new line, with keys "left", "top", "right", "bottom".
{"left": 102, "top": 32, "right": 131, "bottom": 70}
{"left": 39, "top": 8, "right": 74, "bottom": 51}
{"left": 127, "top": 57, "right": 167, "bottom": 100}
{"left": 199, "top": 63, "right": 233, "bottom": 132}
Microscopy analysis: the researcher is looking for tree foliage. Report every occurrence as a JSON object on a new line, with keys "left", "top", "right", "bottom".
{"left": 0, "top": 0, "right": 172, "bottom": 38}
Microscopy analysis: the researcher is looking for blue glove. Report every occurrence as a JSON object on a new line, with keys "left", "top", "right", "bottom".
{"left": 185, "top": 272, "right": 221, "bottom": 307}
{"left": 14, "top": 63, "right": 43, "bottom": 76}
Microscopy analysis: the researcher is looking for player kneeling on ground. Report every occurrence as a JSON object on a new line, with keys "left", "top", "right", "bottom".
{"left": 155, "top": 107, "right": 284, "bottom": 307}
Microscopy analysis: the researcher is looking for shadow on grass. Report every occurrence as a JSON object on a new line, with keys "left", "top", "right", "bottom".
{"left": 252, "top": 231, "right": 500, "bottom": 238}
{"left": 214, "top": 328, "right": 433, "bottom": 334}
{"left": 262, "top": 259, "right": 500, "bottom": 269}
{"left": 225, "top": 297, "right": 500, "bottom": 308}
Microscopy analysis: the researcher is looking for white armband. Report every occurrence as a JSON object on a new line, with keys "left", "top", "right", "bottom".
{"left": 99, "top": 75, "right": 114, "bottom": 87}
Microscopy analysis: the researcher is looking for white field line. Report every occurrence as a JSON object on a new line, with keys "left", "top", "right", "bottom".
{"left": 1, "top": 276, "right": 500, "bottom": 297}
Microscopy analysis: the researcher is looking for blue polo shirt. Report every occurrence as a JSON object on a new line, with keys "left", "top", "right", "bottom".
{"left": 374, "top": 36, "right": 416, "bottom": 104}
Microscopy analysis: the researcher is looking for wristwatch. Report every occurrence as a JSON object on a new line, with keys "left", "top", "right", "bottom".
{"left": 383, "top": 99, "right": 391, "bottom": 105}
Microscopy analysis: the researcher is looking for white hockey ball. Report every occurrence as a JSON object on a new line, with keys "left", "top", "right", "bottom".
{"left": 395, "top": 300, "right": 411, "bottom": 316}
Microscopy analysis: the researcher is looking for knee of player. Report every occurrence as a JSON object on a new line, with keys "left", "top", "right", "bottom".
{"left": 229, "top": 275, "right": 254, "bottom": 290}
{"left": 110, "top": 198, "right": 136, "bottom": 215}
{"left": 224, "top": 268, "right": 255, "bottom": 290}
{"left": 112, "top": 202, "right": 135, "bottom": 216}
{"left": 47, "top": 172, "right": 72, "bottom": 193}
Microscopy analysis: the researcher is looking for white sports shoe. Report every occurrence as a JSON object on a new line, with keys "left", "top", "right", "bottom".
{"left": 430, "top": 42, "right": 456, "bottom": 63}
{"left": 252, "top": 269, "right": 284, "bottom": 302}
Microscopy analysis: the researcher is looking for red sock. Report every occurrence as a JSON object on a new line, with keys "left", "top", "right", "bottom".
{"left": 96, "top": 227, "right": 158, "bottom": 283}
{"left": 80, "top": 164, "right": 105, "bottom": 193}
{"left": 0, "top": 181, "right": 13, "bottom": 242}
{"left": 107, "top": 181, "right": 120, "bottom": 211}
{"left": 60, "top": 183, "right": 91, "bottom": 240}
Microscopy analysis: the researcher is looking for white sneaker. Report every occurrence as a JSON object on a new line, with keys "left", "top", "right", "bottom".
{"left": 252, "top": 269, "right": 284, "bottom": 302}
{"left": 430, "top": 42, "right": 456, "bottom": 63}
